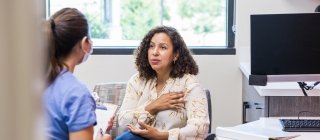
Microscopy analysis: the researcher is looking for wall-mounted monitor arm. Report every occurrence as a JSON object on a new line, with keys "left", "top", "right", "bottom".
{"left": 298, "top": 81, "right": 320, "bottom": 96}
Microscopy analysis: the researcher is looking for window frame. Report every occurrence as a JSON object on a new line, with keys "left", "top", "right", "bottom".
{"left": 46, "top": 0, "right": 235, "bottom": 55}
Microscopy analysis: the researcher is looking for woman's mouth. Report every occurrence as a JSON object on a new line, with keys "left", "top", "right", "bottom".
{"left": 150, "top": 59, "right": 160, "bottom": 65}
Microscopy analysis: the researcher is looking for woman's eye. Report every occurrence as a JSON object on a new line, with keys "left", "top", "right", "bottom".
{"left": 149, "top": 44, "right": 154, "bottom": 48}
{"left": 161, "top": 46, "right": 167, "bottom": 49}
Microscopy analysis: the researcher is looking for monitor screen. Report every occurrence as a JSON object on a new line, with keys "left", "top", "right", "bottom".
{"left": 251, "top": 13, "right": 320, "bottom": 80}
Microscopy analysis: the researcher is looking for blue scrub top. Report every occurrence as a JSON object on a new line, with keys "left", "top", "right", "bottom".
{"left": 44, "top": 69, "right": 96, "bottom": 140}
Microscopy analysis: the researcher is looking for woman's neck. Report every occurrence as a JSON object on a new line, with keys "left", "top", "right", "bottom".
{"left": 156, "top": 70, "right": 171, "bottom": 84}
{"left": 63, "top": 58, "right": 76, "bottom": 73}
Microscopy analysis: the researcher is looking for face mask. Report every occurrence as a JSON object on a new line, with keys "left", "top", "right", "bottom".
{"left": 81, "top": 45, "right": 93, "bottom": 63}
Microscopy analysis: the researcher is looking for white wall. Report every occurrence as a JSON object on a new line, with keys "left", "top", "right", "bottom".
{"left": 74, "top": 0, "right": 320, "bottom": 134}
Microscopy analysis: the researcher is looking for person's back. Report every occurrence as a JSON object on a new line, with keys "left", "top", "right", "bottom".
{"left": 44, "top": 69, "right": 96, "bottom": 139}
{"left": 43, "top": 8, "right": 111, "bottom": 140}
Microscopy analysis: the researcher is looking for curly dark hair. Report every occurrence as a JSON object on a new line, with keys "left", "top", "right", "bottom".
{"left": 134, "top": 26, "right": 198, "bottom": 80}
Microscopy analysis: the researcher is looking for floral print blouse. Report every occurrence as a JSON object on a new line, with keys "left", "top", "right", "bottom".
{"left": 117, "top": 73, "right": 210, "bottom": 140}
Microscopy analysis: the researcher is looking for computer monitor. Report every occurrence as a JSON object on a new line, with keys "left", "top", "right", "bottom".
{"left": 250, "top": 13, "right": 320, "bottom": 86}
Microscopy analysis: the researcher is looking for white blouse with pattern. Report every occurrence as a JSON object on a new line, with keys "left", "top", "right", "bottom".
{"left": 117, "top": 73, "right": 210, "bottom": 140}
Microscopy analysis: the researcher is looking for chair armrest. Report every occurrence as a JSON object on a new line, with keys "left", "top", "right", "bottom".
{"left": 205, "top": 133, "right": 216, "bottom": 140}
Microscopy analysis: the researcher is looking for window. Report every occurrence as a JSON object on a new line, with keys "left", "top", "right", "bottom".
{"left": 47, "top": 0, "right": 235, "bottom": 54}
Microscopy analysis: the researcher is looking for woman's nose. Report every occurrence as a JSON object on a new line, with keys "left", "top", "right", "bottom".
{"left": 152, "top": 47, "right": 159, "bottom": 55}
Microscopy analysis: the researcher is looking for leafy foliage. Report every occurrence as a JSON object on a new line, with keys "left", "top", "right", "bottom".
{"left": 178, "top": 0, "right": 223, "bottom": 34}
{"left": 84, "top": 11, "right": 109, "bottom": 39}
{"left": 120, "top": 0, "right": 163, "bottom": 40}
{"left": 120, "top": 0, "right": 223, "bottom": 42}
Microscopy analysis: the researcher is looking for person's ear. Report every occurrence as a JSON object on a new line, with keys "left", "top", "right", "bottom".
{"left": 80, "top": 36, "right": 90, "bottom": 53}
{"left": 174, "top": 53, "right": 179, "bottom": 61}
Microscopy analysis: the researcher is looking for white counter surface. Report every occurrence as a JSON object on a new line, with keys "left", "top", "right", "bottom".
{"left": 240, "top": 63, "right": 320, "bottom": 96}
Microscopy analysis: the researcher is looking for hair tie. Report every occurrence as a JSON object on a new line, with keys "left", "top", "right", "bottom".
{"left": 49, "top": 19, "right": 55, "bottom": 30}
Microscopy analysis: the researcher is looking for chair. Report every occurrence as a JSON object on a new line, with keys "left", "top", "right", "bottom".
{"left": 93, "top": 82, "right": 127, "bottom": 138}
{"left": 93, "top": 82, "right": 127, "bottom": 106}
{"left": 205, "top": 89, "right": 216, "bottom": 140}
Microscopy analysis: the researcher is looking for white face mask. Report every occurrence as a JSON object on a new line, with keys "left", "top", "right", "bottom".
{"left": 81, "top": 46, "right": 93, "bottom": 63}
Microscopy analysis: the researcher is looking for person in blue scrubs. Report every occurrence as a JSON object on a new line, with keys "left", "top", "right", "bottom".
{"left": 44, "top": 8, "right": 111, "bottom": 140}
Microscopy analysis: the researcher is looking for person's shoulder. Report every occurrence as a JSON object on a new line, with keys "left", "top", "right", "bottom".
{"left": 170, "top": 74, "right": 203, "bottom": 96}
{"left": 128, "top": 73, "right": 147, "bottom": 83}
{"left": 181, "top": 74, "right": 199, "bottom": 83}
{"left": 62, "top": 72, "right": 86, "bottom": 88}
{"left": 129, "top": 73, "right": 140, "bottom": 80}
{"left": 57, "top": 71, "right": 90, "bottom": 96}
{"left": 45, "top": 71, "right": 92, "bottom": 108}
{"left": 177, "top": 74, "right": 201, "bottom": 90}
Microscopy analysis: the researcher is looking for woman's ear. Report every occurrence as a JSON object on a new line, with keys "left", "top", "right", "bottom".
{"left": 80, "top": 36, "right": 90, "bottom": 53}
{"left": 174, "top": 53, "right": 179, "bottom": 61}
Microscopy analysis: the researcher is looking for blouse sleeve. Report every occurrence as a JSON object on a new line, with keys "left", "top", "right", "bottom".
{"left": 168, "top": 75, "right": 210, "bottom": 140}
{"left": 117, "top": 74, "right": 155, "bottom": 127}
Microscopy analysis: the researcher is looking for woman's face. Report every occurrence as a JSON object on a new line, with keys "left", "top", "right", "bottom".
{"left": 148, "top": 32, "right": 177, "bottom": 74}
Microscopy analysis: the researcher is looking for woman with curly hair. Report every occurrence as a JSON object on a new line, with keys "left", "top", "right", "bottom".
{"left": 116, "top": 26, "right": 209, "bottom": 140}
